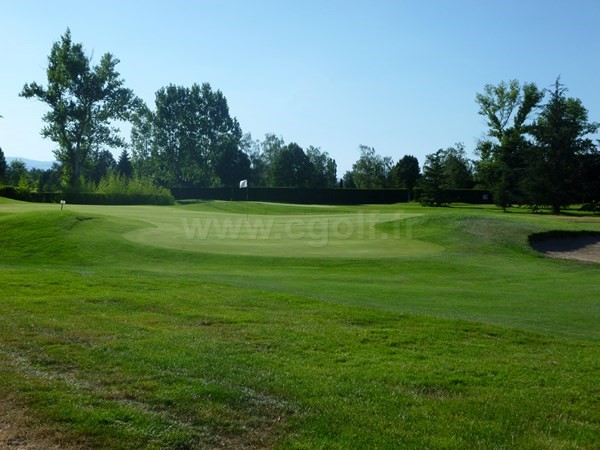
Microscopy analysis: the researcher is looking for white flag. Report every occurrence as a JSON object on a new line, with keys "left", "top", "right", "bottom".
{"left": 239, "top": 179, "right": 248, "bottom": 188}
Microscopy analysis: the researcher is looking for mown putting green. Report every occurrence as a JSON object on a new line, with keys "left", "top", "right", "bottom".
{"left": 0, "top": 200, "right": 443, "bottom": 258}
{"left": 125, "top": 209, "right": 442, "bottom": 258}
{"left": 0, "top": 198, "right": 598, "bottom": 448}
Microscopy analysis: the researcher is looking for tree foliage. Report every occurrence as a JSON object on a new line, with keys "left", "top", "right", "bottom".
{"left": 577, "top": 153, "right": 600, "bottom": 207}
{"left": 475, "top": 80, "right": 544, "bottom": 209}
{"left": 213, "top": 141, "right": 251, "bottom": 188}
{"left": 351, "top": 145, "right": 393, "bottom": 189}
{"left": 391, "top": 155, "right": 420, "bottom": 191}
{"left": 6, "top": 160, "right": 28, "bottom": 187}
{"left": 306, "top": 146, "right": 337, "bottom": 188}
{"left": 117, "top": 149, "right": 133, "bottom": 178}
{"left": 474, "top": 78, "right": 599, "bottom": 212}
{"left": 439, "top": 143, "right": 474, "bottom": 189}
{"left": 130, "top": 103, "right": 156, "bottom": 179}
{"left": 240, "top": 133, "right": 267, "bottom": 187}
{"left": 342, "top": 170, "right": 356, "bottom": 189}
{"left": 93, "top": 173, "right": 174, "bottom": 205}
{"left": 527, "top": 79, "right": 599, "bottom": 213}
{"left": 89, "top": 150, "right": 116, "bottom": 184}
{"left": 237, "top": 135, "right": 336, "bottom": 189}
{"left": 131, "top": 83, "right": 242, "bottom": 187}
{"left": 419, "top": 150, "right": 448, "bottom": 206}
{"left": 34, "top": 163, "right": 63, "bottom": 192}
{"left": 260, "top": 133, "right": 286, "bottom": 186}
{"left": 272, "top": 143, "right": 313, "bottom": 188}
{"left": 13, "top": 33, "right": 600, "bottom": 210}
{"left": 20, "top": 29, "right": 136, "bottom": 189}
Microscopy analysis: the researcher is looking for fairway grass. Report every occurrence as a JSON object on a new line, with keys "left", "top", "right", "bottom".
{"left": 0, "top": 199, "right": 599, "bottom": 448}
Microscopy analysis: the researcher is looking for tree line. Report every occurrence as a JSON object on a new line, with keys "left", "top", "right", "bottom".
{"left": 2, "top": 30, "right": 599, "bottom": 213}
{"left": 3, "top": 30, "right": 339, "bottom": 193}
{"left": 472, "top": 79, "right": 599, "bottom": 213}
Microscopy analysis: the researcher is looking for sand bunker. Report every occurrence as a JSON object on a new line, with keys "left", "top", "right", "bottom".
{"left": 531, "top": 233, "right": 600, "bottom": 263}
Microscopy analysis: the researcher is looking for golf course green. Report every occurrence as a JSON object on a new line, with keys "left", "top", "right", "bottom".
{"left": 0, "top": 198, "right": 598, "bottom": 448}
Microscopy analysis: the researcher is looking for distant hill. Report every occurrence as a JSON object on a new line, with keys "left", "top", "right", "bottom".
{"left": 5, "top": 157, "right": 56, "bottom": 171}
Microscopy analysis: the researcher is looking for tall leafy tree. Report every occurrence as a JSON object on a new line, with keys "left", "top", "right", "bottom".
{"left": 351, "top": 145, "right": 393, "bottom": 189}
{"left": 130, "top": 103, "right": 157, "bottom": 179}
{"left": 271, "top": 143, "right": 313, "bottom": 188}
{"left": 440, "top": 143, "right": 474, "bottom": 189}
{"left": 261, "top": 134, "right": 285, "bottom": 164}
{"left": 391, "top": 155, "right": 420, "bottom": 199}
{"left": 20, "top": 29, "right": 136, "bottom": 189}
{"left": 342, "top": 170, "right": 356, "bottom": 189}
{"left": 144, "top": 83, "right": 242, "bottom": 187}
{"left": 475, "top": 80, "right": 544, "bottom": 209}
{"left": 239, "top": 133, "right": 268, "bottom": 187}
{"left": 152, "top": 85, "right": 200, "bottom": 186}
{"left": 306, "top": 146, "right": 337, "bottom": 188}
{"left": 528, "top": 79, "right": 598, "bottom": 213}
{"left": 260, "top": 133, "right": 286, "bottom": 186}
{"left": 6, "top": 160, "right": 28, "bottom": 187}
{"left": 213, "top": 141, "right": 251, "bottom": 187}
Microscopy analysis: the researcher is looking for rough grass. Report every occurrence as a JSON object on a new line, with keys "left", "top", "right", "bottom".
{"left": 0, "top": 199, "right": 599, "bottom": 448}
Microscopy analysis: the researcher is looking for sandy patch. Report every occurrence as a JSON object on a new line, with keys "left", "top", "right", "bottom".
{"left": 531, "top": 234, "right": 600, "bottom": 263}
{"left": 0, "top": 397, "right": 78, "bottom": 449}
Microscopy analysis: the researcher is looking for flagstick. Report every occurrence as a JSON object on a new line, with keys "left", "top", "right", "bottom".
{"left": 245, "top": 186, "right": 249, "bottom": 220}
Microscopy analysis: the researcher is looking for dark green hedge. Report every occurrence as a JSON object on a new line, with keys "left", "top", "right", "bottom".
{"left": 171, "top": 187, "right": 493, "bottom": 205}
{"left": 0, "top": 186, "right": 59, "bottom": 203}
{"left": 60, "top": 192, "right": 174, "bottom": 205}
{"left": 0, "top": 187, "right": 173, "bottom": 205}
{"left": 1, "top": 185, "right": 492, "bottom": 206}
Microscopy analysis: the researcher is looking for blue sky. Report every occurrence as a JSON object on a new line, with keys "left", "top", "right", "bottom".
{"left": 1, "top": 0, "right": 599, "bottom": 175}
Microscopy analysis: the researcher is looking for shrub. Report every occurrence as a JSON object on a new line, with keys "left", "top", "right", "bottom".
{"left": 83, "top": 174, "right": 174, "bottom": 205}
